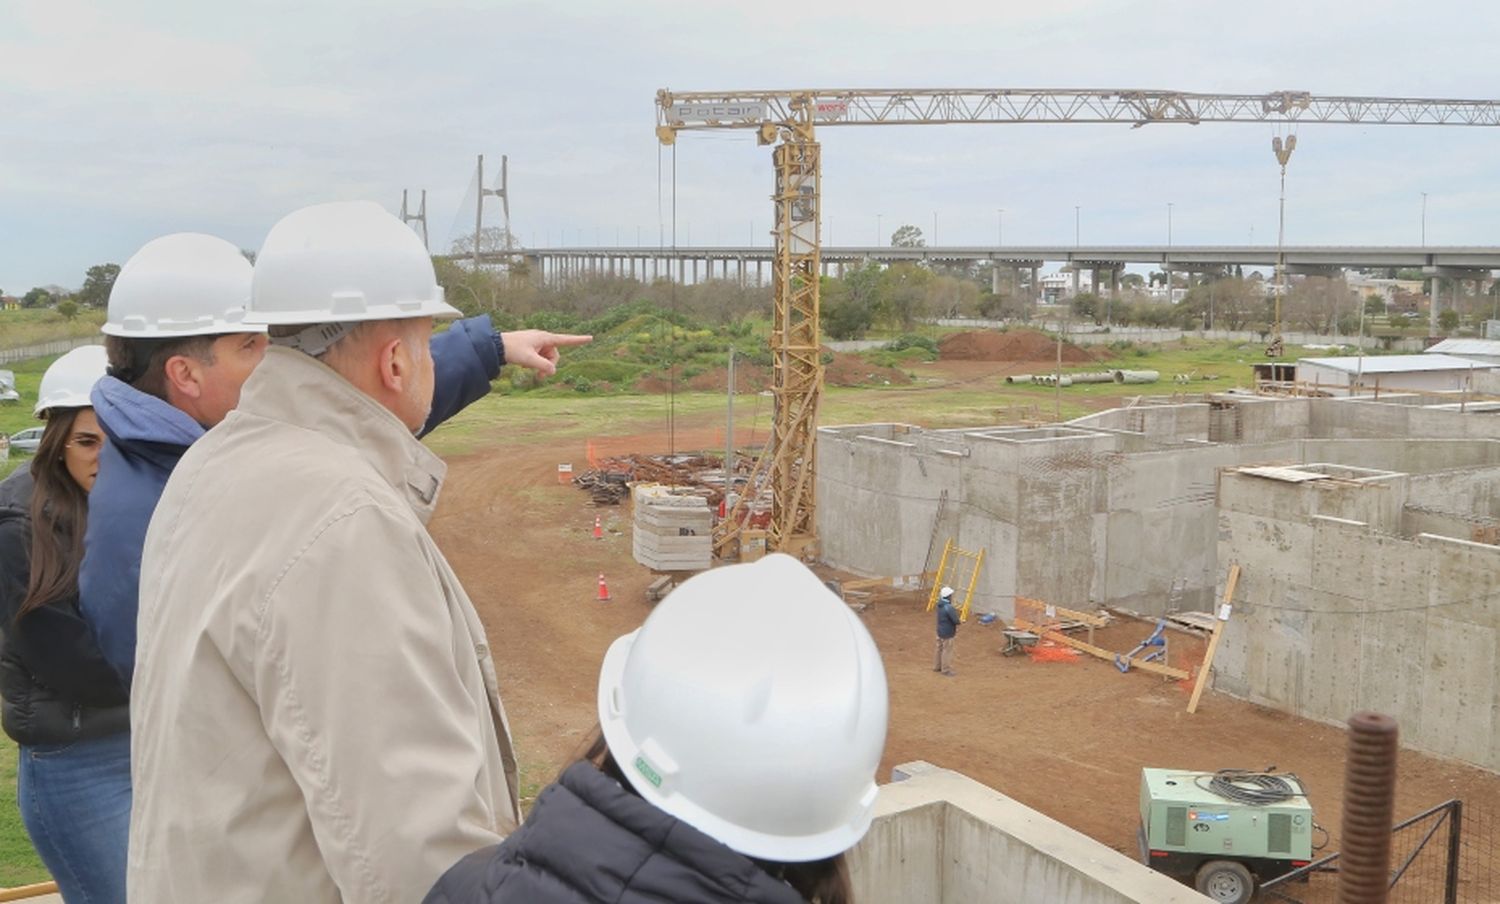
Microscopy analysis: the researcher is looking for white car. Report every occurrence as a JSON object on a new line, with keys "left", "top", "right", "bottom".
{"left": 9, "top": 427, "right": 43, "bottom": 454}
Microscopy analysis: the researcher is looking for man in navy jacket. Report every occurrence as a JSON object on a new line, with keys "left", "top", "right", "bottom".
{"left": 935, "top": 585, "right": 961, "bottom": 676}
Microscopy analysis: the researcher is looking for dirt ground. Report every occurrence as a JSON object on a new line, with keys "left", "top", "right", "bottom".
{"left": 429, "top": 391, "right": 1500, "bottom": 868}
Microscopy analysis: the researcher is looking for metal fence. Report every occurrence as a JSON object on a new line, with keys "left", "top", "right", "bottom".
{"left": 0, "top": 337, "right": 102, "bottom": 366}
{"left": 1260, "top": 799, "right": 1499, "bottom": 904}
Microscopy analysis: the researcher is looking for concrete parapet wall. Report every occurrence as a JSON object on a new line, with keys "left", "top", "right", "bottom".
{"left": 1068, "top": 403, "right": 1212, "bottom": 443}
{"left": 848, "top": 761, "right": 1210, "bottom": 904}
{"left": 818, "top": 400, "right": 1500, "bottom": 625}
{"left": 1216, "top": 488, "right": 1500, "bottom": 772}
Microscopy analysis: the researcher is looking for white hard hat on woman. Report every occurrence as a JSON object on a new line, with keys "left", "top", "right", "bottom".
{"left": 598, "top": 553, "right": 889, "bottom": 862}
{"left": 34, "top": 345, "right": 110, "bottom": 417}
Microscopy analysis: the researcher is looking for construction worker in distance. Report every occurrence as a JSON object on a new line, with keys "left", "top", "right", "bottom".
{"left": 935, "top": 585, "right": 961, "bottom": 676}
{"left": 129, "top": 201, "right": 529, "bottom": 903}
{"left": 425, "top": 554, "right": 889, "bottom": 904}
{"left": 0, "top": 347, "right": 130, "bottom": 904}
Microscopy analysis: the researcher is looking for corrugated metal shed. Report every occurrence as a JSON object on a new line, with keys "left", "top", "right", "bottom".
{"left": 1296, "top": 354, "right": 1489, "bottom": 375}
{"left": 1425, "top": 338, "right": 1500, "bottom": 360}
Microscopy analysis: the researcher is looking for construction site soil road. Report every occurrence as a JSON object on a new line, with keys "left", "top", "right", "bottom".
{"left": 429, "top": 399, "right": 1500, "bottom": 871}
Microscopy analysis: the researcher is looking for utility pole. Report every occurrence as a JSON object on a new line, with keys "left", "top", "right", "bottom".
{"left": 1269, "top": 134, "right": 1297, "bottom": 356}
{"left": 399, "top": 189, "right": 429, "bottom": 252}
{"left": 1166, "top": 201, "right": 1174, "bottom": 306}
{"left": 725, "top": 346, "right": 735, "bottom": 502}
{"left": 997, "top": 208, "right": 1004, "bottom": 246}
{"left": 1055, "top": 311, "right": 1064, "bottom": 422}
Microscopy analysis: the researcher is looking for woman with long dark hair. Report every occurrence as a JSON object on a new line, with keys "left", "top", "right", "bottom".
{"left": 0, "top": 345, "right": 130, "bottom": 903}
{"left": 425, "top": 554, "right": 889, "bottom": 904}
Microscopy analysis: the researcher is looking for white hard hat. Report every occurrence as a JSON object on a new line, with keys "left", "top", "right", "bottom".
{"left": 246, "top": 201, "right": 460, "bottom": 328}
{"left": 35, "top": 345, "right": 109, "bottom": 417}
{"left": 598, "top": 554, "right": 888, "bottom": 862}
{"left": 941, "top": 586, "right": 954, "bottom": 598}
{"left": 103, "top": 233, "right": 260, "bottom": 338}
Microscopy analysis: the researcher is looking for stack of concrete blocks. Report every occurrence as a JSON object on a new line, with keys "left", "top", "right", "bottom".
{"left": 632, "top": 485, "right": 712, "bottom": 572}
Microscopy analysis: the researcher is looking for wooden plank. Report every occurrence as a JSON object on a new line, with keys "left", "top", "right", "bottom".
{"left": 1187, "top": 563, "right": 1240, "bottom": 714}
{"left": 840, "top": 571, "right": 933, "bottom": 593}
{"left": 1013, "top": 617, "right": 1190, "bottom": 680}
{"left": 1015, "top": 596, "right": 1109, "bottom": 628}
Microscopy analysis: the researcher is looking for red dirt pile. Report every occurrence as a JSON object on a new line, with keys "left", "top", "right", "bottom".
{"left": 938, "top": 329, "right": 1095, "bottom": 363}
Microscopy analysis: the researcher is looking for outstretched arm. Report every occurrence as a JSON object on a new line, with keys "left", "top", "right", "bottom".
{"left": 423, "top": 316, "right": 591, "bottom": 437}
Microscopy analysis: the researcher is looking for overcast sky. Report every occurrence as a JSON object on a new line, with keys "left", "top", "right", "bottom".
{"left": 5, "top": 0, "right": 1500, "bottom": 292}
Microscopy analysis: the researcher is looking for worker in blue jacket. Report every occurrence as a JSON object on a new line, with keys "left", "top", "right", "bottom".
{"left": 79, "top": 233, "right": 589, "bottom": 689}
{"left": 935, "top": 585, "right": 961, "bottom": 676}
{"left": 71, "top": 231, "right": 588, "bottom": 891}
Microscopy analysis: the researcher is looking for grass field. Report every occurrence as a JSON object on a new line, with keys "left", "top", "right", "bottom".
{"left": 0, "top": 736, "right": 51, "bottom": 886}
{"left": 0, "top": 309, "right": 106, "bottom": 350}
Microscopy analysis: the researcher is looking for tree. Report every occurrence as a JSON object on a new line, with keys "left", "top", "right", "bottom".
{"left": 880, "top": 263, "right": 931, "bottom": 330}
{"left": 1120, "top": 273, "right": 1145, "bottom": 290}
{"left": 890, "top": 225, "right": 925, "bottom": 248}
{"left": 21, "top": 287, "right": 52, "bottom": 308}
{"left": 77, "top": 263, "right": 120, "bottom": 308}
{"left": 1070, "top": 292, "right": 1100, "bottom": 324}
{"left": 450, "top": 226, "right": 521, "bottom": 256}
{"left": 1439, "top": 309, "right": 1461, "bottom": 332}
{"left": 56, "top": 299, "right": 80, "bottom": 321}
{"left": 1364, "top": 294, "right": 1386, "bottom": 316}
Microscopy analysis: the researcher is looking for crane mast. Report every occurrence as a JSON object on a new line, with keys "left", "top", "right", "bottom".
{"left": 654, "top": 88, "right": 1500, "bottom": 557}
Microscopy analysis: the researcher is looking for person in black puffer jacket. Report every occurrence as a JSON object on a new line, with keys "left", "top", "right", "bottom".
{"left": 425, "top": 554, "right": 890, "bottom": 904}
{"left": 0, "top": 346, "right": 131, "bottom": 904}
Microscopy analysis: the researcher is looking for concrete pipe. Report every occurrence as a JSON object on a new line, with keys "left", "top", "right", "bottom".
{"left": 1036, "top": 374, "right": 1073, "bottom": 387}
{"left": 1005, "top": 374, "right": 1034, "bottom": 385}
{"left": 1113, "top": 369, "right": 1160, "bottom": 384}
{"left": 1069, "top": 372, "right": 1115, "bottom": 384}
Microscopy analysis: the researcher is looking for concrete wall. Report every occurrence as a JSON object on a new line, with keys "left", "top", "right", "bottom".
{"left": 1215, "top": 479, "right": 1500, "bottom": 773}
{"left": 818, "top": 400, "right": 1500, "bottom": 621}
{"left": 1309, "top": 397, "right": 1500, "bottom": 442}
{"left": 1068, "top": 403, "right": 1211, "bottom": 444}
{"left": 848, "top": 761, "right": 1210, "bottom": 904}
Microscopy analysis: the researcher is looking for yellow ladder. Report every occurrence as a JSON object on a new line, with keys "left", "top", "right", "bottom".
{"left": 925, "top": 538, "right": 986, "bottom": 620}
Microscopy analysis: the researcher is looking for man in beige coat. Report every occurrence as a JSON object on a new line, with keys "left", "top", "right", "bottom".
{"left": 130, "top": 201, "right": 523, "bottom": 903}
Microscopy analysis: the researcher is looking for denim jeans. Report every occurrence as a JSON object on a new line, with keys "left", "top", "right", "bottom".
{"left": 18, "top": 732, "right": 131, "bottom": 904}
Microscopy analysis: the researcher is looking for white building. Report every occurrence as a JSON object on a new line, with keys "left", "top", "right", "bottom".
{"left": 1297, "top": 353, "right": 1494, "bottom": 393}
{"left": 1424, "top": 337, "right": 1500, "bottom": 367}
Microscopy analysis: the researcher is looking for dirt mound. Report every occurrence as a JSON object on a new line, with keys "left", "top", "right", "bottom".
{"left": 635, "top": 351, "right": 909, "bottom": 393}
{"left": 939, "top": 329, "right": 1095, "bottom": 363}
{"left": 824, "top": 350, "right": 911, "bottom": 387}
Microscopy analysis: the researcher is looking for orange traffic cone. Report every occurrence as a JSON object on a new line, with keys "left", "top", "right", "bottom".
{"left": 593, "top": 515, "right": 603, "bottom": 540}
{"left": 717, "top": 497, "right": 727, "bottom": 518}
{"left": 597, "top": 573, "right": 611, "bottom": 602}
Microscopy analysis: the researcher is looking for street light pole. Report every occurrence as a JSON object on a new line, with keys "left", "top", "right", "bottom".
{"left": 876, "top": 213, "right": 883, "bottom": 247}
{"left": 1166, "top": 202, "right": 1174, "bottom": 305}
{"left": 1074, "top": 206, "right": 1081, "bottom": 247}
{"left": 1421, "top": 192, "right": 1428, "bottom": 247}
{"left": 997, "top": 208, "right": 1004, "bottom": 246}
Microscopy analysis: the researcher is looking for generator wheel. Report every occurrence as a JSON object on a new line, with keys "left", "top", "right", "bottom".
{"left": 1195, "top": 860, "right": 1254, "bottom": 904}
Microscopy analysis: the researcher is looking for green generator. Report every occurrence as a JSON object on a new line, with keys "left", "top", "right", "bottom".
{"left": 1138, "top": 768, "right": 1316, "bottom": 904}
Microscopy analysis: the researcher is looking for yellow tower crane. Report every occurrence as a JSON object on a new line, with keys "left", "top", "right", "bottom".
{"left": 654, "top": 88, "right": 1500, "bottom": 557}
